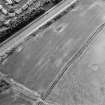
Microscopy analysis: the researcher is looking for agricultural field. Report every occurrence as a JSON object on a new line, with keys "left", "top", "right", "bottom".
{"left": 0, "top": 0, "right": 105, "bottom": 105}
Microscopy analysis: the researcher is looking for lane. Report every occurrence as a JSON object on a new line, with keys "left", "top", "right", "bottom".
{"left": 0, "top": 0, "right": 78, "bottom": 60}
{"left": 46, "top": 22, "right": 105, "bottom": 105}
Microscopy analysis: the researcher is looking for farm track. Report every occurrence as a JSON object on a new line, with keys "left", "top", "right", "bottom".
{"left": 41, "top": 21, "right": 105, "bottom": 101}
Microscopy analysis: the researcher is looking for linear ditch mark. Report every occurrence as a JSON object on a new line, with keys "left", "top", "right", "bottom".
{"left": 41, "top": 22, "right": 105, "bottom": 100}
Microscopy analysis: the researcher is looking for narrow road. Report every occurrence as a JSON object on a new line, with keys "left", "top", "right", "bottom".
{"left": 0, "top": 0, "right": 79, "bottom": 60}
